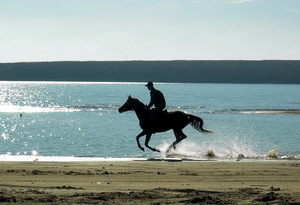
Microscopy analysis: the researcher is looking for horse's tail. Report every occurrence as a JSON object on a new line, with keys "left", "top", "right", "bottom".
{"left": 188, "top": 114, "right": 212, "bottom": 133}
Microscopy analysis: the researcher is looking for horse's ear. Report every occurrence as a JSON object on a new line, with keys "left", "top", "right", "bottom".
{"left": 128, "top": 95, "right": 132, "bottom": 99}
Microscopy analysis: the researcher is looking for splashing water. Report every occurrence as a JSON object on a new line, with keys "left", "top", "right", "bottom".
{"left": 266, "top": 147, "right": 279, "bottom": 159}
{"left": 156, "top": 139, "right": 258, "bottom": 160}
{"left": 205, "top": 149, "right": 216, "bottom": 158}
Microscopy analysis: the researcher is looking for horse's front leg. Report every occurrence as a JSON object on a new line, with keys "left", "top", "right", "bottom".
{"left": 136, "top": 131, "right": 146, "bottom": 152}
{"left": 145, "top": 133, "right": 160, "bottom": 152}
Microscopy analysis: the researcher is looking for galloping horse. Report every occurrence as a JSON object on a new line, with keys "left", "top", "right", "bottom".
{"left": 118, "top": 96, "right": 212, "bottom": 152}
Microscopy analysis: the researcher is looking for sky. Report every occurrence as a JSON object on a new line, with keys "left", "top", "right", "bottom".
{"left": 1, "top": 0, "right": 300, "bottom": 62}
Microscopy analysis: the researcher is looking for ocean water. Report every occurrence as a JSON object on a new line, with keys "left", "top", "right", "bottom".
{"left": 0, "top": 81, "right": 299, "bottom": 161}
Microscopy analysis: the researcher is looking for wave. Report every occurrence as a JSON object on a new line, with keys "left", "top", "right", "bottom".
{"left": 206, "top": 109, "right": 300, "bottom": 115}
{"left": 0, "top": 103, "right": 119, "bottom": 113}
{"left": 0, "top": 104, "right": 71, "bottom": 113}
{"left": 1, "top": 142, "right": 299, "bottom": 162}
{"left": 0, "top": 81, "right": 151, "bottom": 85}
{"left": 1, "top": 102, "right": 300, "bottom": 115}
{"left": 0, "top": 153, "right": 299, "bottom": 162}
{"left": 171, "top": 106, "right": 204, "bottom": 110}
{"left": 162, "top": 107, "right": 300, "bottom": 115}
{"left": 66, "top": 105, "right": 119, "bottom": 110}
{"left": 0, "top": 155, "right": 143, "bottom": 162}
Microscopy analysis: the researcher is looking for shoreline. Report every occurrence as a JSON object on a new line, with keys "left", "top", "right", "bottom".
{"left": 1, "top": 153, "right": 300, "bottom": 162}
{"left": 0, "top": 161, "right": 299, "bottom": 204}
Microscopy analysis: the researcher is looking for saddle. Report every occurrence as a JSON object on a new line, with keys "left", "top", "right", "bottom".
{"left": 148, "top": 108, "right": 168, "bottom": 121}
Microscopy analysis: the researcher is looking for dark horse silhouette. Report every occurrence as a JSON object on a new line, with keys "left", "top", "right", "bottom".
{"left": 118, "top": 96, "right": 212, "bottom": 152}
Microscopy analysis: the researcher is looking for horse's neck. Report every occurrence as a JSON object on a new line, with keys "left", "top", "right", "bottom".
{"left": 133, "top": 102, "right": 147, "bottom": 121}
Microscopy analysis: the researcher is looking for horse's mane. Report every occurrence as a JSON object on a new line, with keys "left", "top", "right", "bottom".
{"left": 130, "top": 96, "right": 146, "bottom": 107}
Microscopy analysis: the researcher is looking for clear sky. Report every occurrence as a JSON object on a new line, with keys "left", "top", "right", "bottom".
{"left": 1, "top": 0, "right": 300, "bottom": 62}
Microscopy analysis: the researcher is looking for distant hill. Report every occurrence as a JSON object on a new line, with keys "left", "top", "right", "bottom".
{"left": 0, "top": 60, "right": 299, "bottom": 84}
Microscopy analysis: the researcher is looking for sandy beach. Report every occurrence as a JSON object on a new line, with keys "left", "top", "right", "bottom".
{"left": 0, "top": 160, "right": 299, "bottom": 204}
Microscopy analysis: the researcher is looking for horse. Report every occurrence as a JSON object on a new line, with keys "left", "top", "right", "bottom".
{"left": 118, "top": 96, "right": 212, "bottom": 153}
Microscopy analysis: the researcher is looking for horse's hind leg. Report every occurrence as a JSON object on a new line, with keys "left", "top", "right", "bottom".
{"left": 166, "top": 130, "right": 184, "bottom": 152}
{"left": 167, "top": 130, "right": 187, "bottom": 152}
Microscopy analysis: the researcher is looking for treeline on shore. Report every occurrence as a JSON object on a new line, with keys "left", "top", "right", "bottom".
{"left": 0, "top": 60, "right": 299, "bottom": 84}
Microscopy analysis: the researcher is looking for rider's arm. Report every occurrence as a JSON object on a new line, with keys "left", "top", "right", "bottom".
{"left": 147, "top": 99, "right": 154, "bottom": 109}
{"left": 147, "top": 91, "right": 155, "bottom": 109}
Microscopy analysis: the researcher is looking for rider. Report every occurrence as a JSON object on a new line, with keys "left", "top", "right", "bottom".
{"left": 145, "top": 82, "right": 166, "bottom": 120}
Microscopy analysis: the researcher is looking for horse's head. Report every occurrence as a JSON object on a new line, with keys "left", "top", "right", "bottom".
{"left": 118, "top": 95, "right": 144, "bottom": 113}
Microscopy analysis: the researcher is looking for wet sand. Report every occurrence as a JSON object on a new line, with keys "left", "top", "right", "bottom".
{"left": 0, "top": 160, "right": 299, "bottom": 204}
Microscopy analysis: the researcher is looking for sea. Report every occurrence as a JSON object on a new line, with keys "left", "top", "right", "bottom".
{"left": 0, "top": 81, "right": 299, "bottom": 162}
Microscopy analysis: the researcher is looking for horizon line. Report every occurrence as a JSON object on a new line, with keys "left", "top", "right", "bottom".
{"left": 1, "top": 59, "right": 300, "bottom": 64}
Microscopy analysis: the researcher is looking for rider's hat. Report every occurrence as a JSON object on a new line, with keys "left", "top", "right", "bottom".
{"left": 145, "top": 82, "right": 153, "bottom": 87}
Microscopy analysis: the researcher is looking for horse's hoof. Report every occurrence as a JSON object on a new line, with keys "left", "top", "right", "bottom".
{"left": 149, "top": 148, "right": 160, "bottom": 152}
{"left": 139, "top": 147, "right": 145, "bottom": 152}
